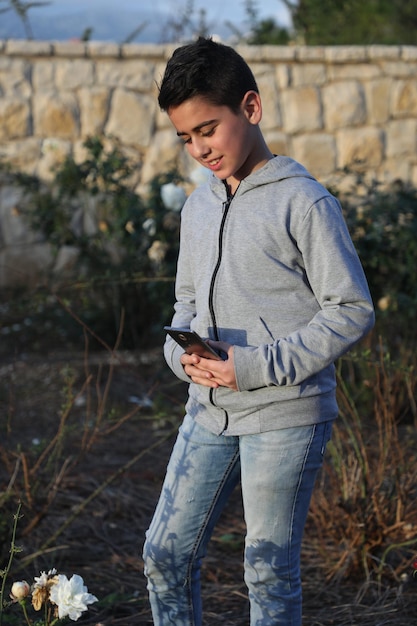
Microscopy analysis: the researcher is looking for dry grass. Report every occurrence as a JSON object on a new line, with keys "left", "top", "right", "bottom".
{"left": 307, "top": 344, "right": 417, "bottom": 589}
{"left": 0, "top": 336, "right": 416, "bottom": 625}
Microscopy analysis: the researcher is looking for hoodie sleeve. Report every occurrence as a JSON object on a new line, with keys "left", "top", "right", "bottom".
{"left": 233, "top": 196, "right": 375, "bottom": 391}
{"left": 163, "top": 208, "right": 195, "bottom": 383}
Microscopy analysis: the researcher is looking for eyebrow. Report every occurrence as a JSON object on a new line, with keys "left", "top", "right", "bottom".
{"left": 176, "top": 119, "right": 218, "bottom": 137}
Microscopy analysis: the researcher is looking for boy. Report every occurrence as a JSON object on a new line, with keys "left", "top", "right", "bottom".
{"left": 143, "top": 37, "right": 374, "bottom": 626}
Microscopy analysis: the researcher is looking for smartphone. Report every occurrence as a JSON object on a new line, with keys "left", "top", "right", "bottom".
{"left": 164, "top": 326, "right": 222, "bottom": 360}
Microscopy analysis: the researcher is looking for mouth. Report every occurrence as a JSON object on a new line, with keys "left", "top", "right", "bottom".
{"left": 204, "top": 157, "right": 222, "bottom": 171}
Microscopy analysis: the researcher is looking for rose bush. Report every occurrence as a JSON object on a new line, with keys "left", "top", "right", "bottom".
{"left": 8, "top": 569, "right": 97, "bottom": 625}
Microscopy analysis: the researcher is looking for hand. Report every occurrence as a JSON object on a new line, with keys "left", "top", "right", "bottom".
{"left": 180, "top": 341, "right": 237, "bottom": 390}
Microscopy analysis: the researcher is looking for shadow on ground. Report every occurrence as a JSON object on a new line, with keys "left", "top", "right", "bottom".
{"left": 0, "top": 349, "right": 415, "bottom": 625}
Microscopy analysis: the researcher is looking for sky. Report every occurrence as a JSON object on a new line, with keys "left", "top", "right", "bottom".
{"left": 0, "top": 0, "right": 292, "bottom": 43}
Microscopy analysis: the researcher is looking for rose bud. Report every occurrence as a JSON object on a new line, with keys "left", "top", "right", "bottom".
{"left": 10, "top": 581, "right": 30, "bottom": 601}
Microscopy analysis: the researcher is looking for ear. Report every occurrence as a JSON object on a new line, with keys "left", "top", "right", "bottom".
{"left": 241, "top": 90, "right": 262, "bottom": 124}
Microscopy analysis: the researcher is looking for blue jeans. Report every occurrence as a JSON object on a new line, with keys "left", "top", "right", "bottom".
{"left": 143, "top": 414, "right": 332, "bottom": 626}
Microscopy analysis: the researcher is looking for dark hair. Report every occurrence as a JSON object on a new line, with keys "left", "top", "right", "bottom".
{"left": 158, "top": 37, "right": 259, "bottom": 113}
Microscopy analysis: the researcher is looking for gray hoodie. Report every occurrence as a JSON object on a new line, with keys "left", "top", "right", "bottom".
{"left": 164, "top": 156, "right": 375, "bottom": 435}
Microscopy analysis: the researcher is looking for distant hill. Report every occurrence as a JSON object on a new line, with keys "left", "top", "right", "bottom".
{"left": 0, "top": 6, "right": 163, "bottom": 43}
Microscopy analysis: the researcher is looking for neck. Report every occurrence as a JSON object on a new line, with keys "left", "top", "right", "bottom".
{"left": 226, "top": 149, "right": 274, "bottom": 194}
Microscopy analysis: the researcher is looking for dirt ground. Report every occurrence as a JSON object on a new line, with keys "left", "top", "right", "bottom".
{"left": 0, "top": 348, "right": 415, "bottom": 625}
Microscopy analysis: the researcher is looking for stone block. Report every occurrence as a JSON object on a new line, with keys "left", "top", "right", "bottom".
{"left": 162, "top": 44, "right": 177, "bottom": 60}
{"left": 140, "top": 128, "right": 181, "bottom": 184}
{"left": 296, "top": 47, "right": 326, "bottom": 61}
{"left": 337, "top": 127, "right": 385, "bottom": 169}
{"left": 0, "top": 97, "right": 30, "bottom": 140}
{"left": 327, "top": 63, "right": 381, "bottom": 81}
{"left": 255, "top": 45, "right": 296, "bottom": 62}
{"left": 364, "top": 78, "right": 392, "bottom": 124}
{"left": 263, "top": 131, "right": 289, "bottom": 157}
{"left": 401, "top": 47, "right": 417, "bottom": 61}
{"left": 282, "top": 86, "right": 322, "bottom": 133}
{"left": 386, "top": 119, "right": 417, "bottom": 157}
{"left": 275, "top": 64, "right": 291, "bottom": 89}
{"left": 292, "top": 63, "right": 326, "bottom": 87}
{"left": 53, "top": 41, "right": 87, "bottom": 57}
{"left": 121, "top": 43, "right": 164, "bottom": 59}
{"left": 323, "top": 81, "right": 366, "bottom": 130}
{"left": 0, "top": 58, "right": 31, "bottom": 96}
{"left": 96, "top": 59, "right": 155, "bottom": 90}
{"left": 32, "top": 59, "right": 55, "bottom": 91}
{"left": 6, "top": 39, "right": 52, "bottom": 56}
{"left": 154, "top": 61, "right": 168, "bottom": 92}
{"left": 368, "top": 45, "right": 401, "bottom": 60}
{"left": 33, "top": 92, "right": 80, "bottom": 139}
{"left": 325, "top": 46, "right": 367, "bottom": 62}
{"left": 36, "top": 138, "right": 72, "bottom": 181}
{"left": 0, "top": 138, "right": 42, "bottom": 175}
{"left": 291, "top": 133, "right": 336, "bottom": 177}
{"left": 87, "top": 42, "right": 121, "bottom": 58}
{"left": 381, "top": 61, "right": 416, "bottom": 77}
{"left": 155, "top": 105, "right": 172, "bottom": 130}
{"left": 256, "top": 72, "right": 282, "bottom": 129}
{"left": 78, "top": 86, "right": 110, "bottom": 136}
{"left": 391, "top": 79, "right": 417, "bottom": 117}
{"left": 105, "top": 88, "right": 155, "bottom": 147}
{"left": 378, "top": 157, "right": 413, "bottom": 184}
{"left": 55, "top": 59, "right": 94, "bottom": 90}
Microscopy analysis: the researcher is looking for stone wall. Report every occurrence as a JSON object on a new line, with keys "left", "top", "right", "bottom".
{"left": 1, "top": 40, "right": 417, "bottom": 288}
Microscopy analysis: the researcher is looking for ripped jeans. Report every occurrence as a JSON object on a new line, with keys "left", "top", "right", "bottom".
{"left": 143, "top": 413, "right": 332, "bottom": 626}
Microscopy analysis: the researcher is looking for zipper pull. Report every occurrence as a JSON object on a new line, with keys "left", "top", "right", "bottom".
{"left": 222, "top": 190, "right": 234, "bottom": 212}
{"left": 222, "top": 180, "right": 234, "bottom": 212}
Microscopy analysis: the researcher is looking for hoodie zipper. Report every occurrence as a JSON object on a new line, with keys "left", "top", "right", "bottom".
{"left": 208, "top": 186, "right": 237, "bottom": 338}
{"left": 207, "top": 184, "right": 238, "bottom": 430}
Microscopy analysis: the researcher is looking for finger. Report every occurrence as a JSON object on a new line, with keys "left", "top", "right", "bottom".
{"left": 181, "top": 353, "right": 201, "bottom": 366}
{"left": 191, "top": 374, "right": 219, "bottom": 388}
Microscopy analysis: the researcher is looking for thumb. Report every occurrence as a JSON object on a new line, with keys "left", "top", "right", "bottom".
{"left": 207, "top": 339, "right": 232, "bottom": 360}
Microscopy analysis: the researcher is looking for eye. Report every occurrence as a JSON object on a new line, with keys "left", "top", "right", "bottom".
{"left": 201, "top": 127, "right": 215, "bottom": 137}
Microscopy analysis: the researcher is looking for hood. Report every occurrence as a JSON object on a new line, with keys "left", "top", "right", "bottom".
{"left": 208, "top": 155, "right": 317, "bottom": 200}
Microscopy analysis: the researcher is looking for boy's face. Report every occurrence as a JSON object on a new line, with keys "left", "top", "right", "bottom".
{"left": 168, "top": 92, "right": 268, "bottom": 192}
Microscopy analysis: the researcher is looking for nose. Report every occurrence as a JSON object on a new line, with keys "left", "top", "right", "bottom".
{"left": 189, "top": 136, "right": 210, "bottom": 159}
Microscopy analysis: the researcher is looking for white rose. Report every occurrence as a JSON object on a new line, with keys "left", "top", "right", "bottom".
{"left": 49, "top": 574, "right": 97, "bottom": 621}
